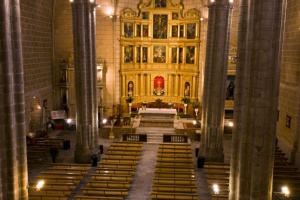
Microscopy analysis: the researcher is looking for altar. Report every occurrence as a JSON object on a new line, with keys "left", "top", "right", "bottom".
{"left": 138, "top": 108, "right": 177, "bottom": 118}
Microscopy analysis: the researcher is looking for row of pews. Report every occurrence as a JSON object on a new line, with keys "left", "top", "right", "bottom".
{"left": 27, "top": 138, "right": 64, "bottom": 168}
{"left": 75, "top": 141, "right": 144, "bottom": 200}
{"left": 205, "top": 145, "right": 300, "bottom": 199}
{"left": 28, "top": 163, "right": 91, "bottom": 200}
{"left": 151, "top": 144, "right": 198, "bottom": 200}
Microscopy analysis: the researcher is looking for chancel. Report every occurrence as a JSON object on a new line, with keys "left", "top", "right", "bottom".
{"left": 1, "top": 0, "right": 300, "bottom": 199}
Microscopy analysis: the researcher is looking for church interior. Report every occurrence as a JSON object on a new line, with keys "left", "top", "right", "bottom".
{"left": 1, "top": 0, "right": 300, "bottom": 199}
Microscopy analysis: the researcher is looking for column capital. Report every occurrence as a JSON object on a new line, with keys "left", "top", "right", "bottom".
{"left": 208, "top": 0, "right": 234, "bottom": 9}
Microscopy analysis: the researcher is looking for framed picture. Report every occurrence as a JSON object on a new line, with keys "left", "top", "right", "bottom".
{"left": 179, "top": 25, "right": 184, "bottom": 37}
{"left": 142, "top": 25, "right": 148, "bottom": 37}
{"left": 226, "top": 75, "right": 235, "bottom": 100}
{"left": 124, "top": 45, "right": 133, "bottom": 63}
{"left": 172, "top": 12, "right": 179, "bottom": 20}
{"left": 172, "top": 25, "right": 179, "bottom": 37}
{"left": 155, "top": 0, "right": 166, "bottom": 8}
{"left": 187, "top": 23, "right": 196, "bottom": 39}
{"left": 142, "top": 47, "right": 148, "bottom": 63}
{"left": 124, "top": 22, "right": 133, "bottom": 38}
{"left": 142, "top": 12, "right": 149, "bottom": 19}
{"left": 136, "top": 24, "right": 141, "bottom": 37}
{"left": 153, "top": 14, "right": 168, "bottom": 39}
{"left": 136, "top": 47, "right": 141, "bottom": 63}
{"left": 171, "top": 48, "right": 177, "bottom": 63}
{"left": 153, "top": 46, "right": 166, "bottom": 63}
{"left": 186, "top": 46, "right": 195, "bottom": 64}
{"left": 179, "top": 47, "right": 183, "bottom": 63}
{"left": 286, "top": 115, "right": 291, "bottom": 128}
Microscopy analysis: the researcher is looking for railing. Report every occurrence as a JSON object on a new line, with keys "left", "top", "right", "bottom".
{"left": 122, "top": 134, "right": 147, "bottom": 142}
{"left": 163, "top": 134, "right": 188, "bottom": 143}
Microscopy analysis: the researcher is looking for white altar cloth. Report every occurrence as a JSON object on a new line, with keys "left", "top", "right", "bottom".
{"left": 138, "top": 108, "right": 177, "bottom": 115}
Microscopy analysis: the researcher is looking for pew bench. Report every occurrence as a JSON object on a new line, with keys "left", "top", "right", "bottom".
{"left": 109, "top": 146, "right": 142, "bottom": 151}
{"left": 155, "top": 167, "right": 194, "bottom": 173}
{"left": 112, "top": 142, "right": 143, "bottom": 147}
{"left": 51, "top": 163, "right": 91, "bottom": 169}
{"left": 103, "top": 154, "right": 140, "bottom": 160}
{"left": 205, "top": 168, "right": 230, "bottom": 173}
{"left": 40, "top": 172, "right": 84, "bottom": 179}
{"left": 158, "top": 149, "right": 191, "bottom": 153}
{"left": 95, "top": 168, "right": 135, "bottom": 175}
{"left": 98, "top": 162, "right": 137, "bottom": 169}
{"left": 211, "top": 194, "right": 229, "bottom": 200}
{"left": 157, "top": 152, "right": 193, "bottom": 157}
{"left": 155, "top": 171, "right": 195, "bottom": 179}
{"left": 81, "top": 188, "right": 128, "bottom": 197}
{"left": 28, "top": 193, "right": 67, "bottom": 200}
{"left": 101, "top": 157, "right": 139, "bottom": 164}
{"left": 46, "top": 167, "right": 89, "bottom": 174}
{"left": 86, "top": 180, "right": 130, "bottom": 189}
{"left": 152, "top": 184, "right": 197, "bottom": 193}
{"left": 35, "top": 176, "right": 82, "bottom": 184}
{"left": 159, "top": 144, "right": 191, "bottom": 149}
{"left": 151, "top": 192, "right": 198, "bottom": 200}
{"left": 106, "top": 150, "right": 141, "bottom": 155}
{"left": 154, "top": 177, "right": 196, "bottom": 185}
{"left": 90, "top": 174, "right": 133, "bottom": 182}
{"left": 156, "top": 156, "right": 193, "bottom": 162}
{"left": 75, "top": 195, "right": 123, "bottom": 200}
{"left": 29, "top": 189, "right": 71, "bottom": 196}
{"left": 156, "top": 161, "right": 194, "bottom": 167}
{"left": 29, "top": 182, "right": 76, "bottom": 190}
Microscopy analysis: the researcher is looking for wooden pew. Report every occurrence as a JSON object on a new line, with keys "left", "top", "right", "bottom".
{"left": 158, "top": 149, "right": 191, "bottom": 153}
{"left": 98, "top": 162, "right": 137, "bottom": 169}
{"left": 151, "top": 192, "right": 198, "bottom": 200}
{"left": 40, "top": 172, "right": 84, "bottom": 179}
{"left": 35, "top": 176, "right": 81, "bottom": 184}
{"left": 29, "top": 189, "right": 71, "bottom": 196}
{"left": 154, "top": 177, "right": 196, "bottom": 185}
{"left": 95, "top": 168, "right": 135, "bottom": 175}
{"left": 152, "top": 184, "right": 197, "bottom": 193}
{"left": 81, "top": 187, "right": 128, "bottom": 197}
{"left": 101, "top": 157, "right": 139, "bottom": 164}
{"left": 109, "top": 146, "right": 142, "bottom": 151}
{"left": 112, "top": 142, "right": 143, "bottom": 147}
{"left": 29, "top": 182, "right": 76, "bottom": 190}
{"left": 155, "top": 166, "right": 194, "bottom": 173}
{"left": 90, "top": 174, "right": 133, "bottom": 182}
{"left": 51, "top": 163, "right": 91, "bottom": 169}
{"left": 28, "top": 193, "right": 67, "bottom": 200}
{"left": 106, "top": 150, "right": 141, "bottom": 155}
{"left": 155, "top": 160, "right": 194, "bottom": 167}
{"left": 75, "top": 196, "right": 123, "bottom": 200}
{"left": 156, "top": 156, "right": 193, "bottom": 162}
{"left": 155, "top": 171, "right": 195, "bottom": 179}
{"left": 157, "top": 152, "right": 193, "bottom": 157}
{"left": 46, "top": 167, "right": 88, "bottom": 175}
{"left": 86, "top": 180, "right": 130, "bottom": 189}
{"left": 159, "top": 144, "right": 191, "bottom": 149}
{"left": 103, "top": 154, "right": 140, "bottom": 159}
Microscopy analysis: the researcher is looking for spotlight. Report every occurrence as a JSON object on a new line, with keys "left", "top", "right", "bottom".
{"left": 213, "top": 184, "right": 219, "bottom": 194}
{"left": 228, "top": 122, "right": 234, "bottom": 127}
{"left": 282, "top": 186, "right": 289, "bottom": 197}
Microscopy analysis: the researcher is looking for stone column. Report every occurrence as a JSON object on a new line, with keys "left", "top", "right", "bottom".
{"left": 199, "top": 0, "right": 233, "bottom": 162}
{"left": 192, "top": 76, "right": 196, "bottom": 99}
{"left": 122, "top": 75, "right": 126, "bottom": 97}
{"left": 175, "top": 74, "right": 179, "bottom": 96}
{"left": 229, "top": 0, "right": 285, "bottom": 199}
{"left": 71, "top": 0, "right": 99, "bottom": 163}
{"left": 0, "top": 0, "right": 28, "bottom": 199}
{"left": 147, "top": 74, "right": 151, "bottom": 96}
{"left": 180, "top": 75, "right": 184, "bottom": 96}
{"left": 140, "top": 73, "right": 144, "bottom": 96}
{"left": 135, "top": 74, "right": 139, "bottom": 96}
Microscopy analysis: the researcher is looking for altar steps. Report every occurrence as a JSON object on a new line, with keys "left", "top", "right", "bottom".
{"left": 135, "top": 127, "right": 176, "bottom": 144}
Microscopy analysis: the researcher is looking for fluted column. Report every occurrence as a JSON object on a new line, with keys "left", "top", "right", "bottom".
{"left": 175, "top": 74, "right": 179, "bottom": 96}
{"left": 192, "top": 76, "right": 196, "bottom": 99}
{"left": 180, "top": 75, "right": 184, "bottom": 96}
{"left": 122, "top": 75, "right": 126, "bottom": 97}
{"left": 147, "top": 74, "right": 151, "bottom": 96}
{"left": 135, "top": 74, "right": 139, "bottom": 96}
{"left": 229, "top": 0, "right": 285, "bottom": 199}
{"left": 0, "top": 1, "right": 28, "bottom": 199}
{"left": 199, "top": 0, "right": 233, "bottom": 162}
{"left": 140, "top": 74, "right": 144, "bottom": 96}
{"left": 71, "top": 0, "right": 99, "bottom": 163}
{"left": 168, "top": 74, "right": 172, "bottom": 96}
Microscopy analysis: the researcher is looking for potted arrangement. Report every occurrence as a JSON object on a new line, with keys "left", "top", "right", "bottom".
{"left": 181, "top": 97, "right": 190, "bottom": 114}
{"left": 126, "top": 96, "right": 134, "bottom": 114}
{"left": 142, "top": 101, "right": 147, "bottom": 110}
{"left": 192, "top": 99, "right": 200, "bottom": 117}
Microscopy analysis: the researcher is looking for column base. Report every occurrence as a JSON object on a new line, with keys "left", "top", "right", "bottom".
{"left": 74, "top": 148, "right": 99, "bottom": 164}
{"left": 199, "top": 149, "right": 224, "bottom": 163}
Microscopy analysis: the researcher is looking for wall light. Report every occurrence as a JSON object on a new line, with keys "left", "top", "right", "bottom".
{"left": 229, "top": 0, "right": 234, "bottom": 3}
{"left": 213, "top": 184, "right": 219, "bottom": 194}
{"left": 70, "top": 0, "right": 74, "bottom": 2}
{"left": 282, "top": 186, "right": 289, "bottom": 197}
{"left": 210, "top": 0, "right": 215, "bottom": 2}
{"left": 228, "top": 122, "right": 234, "bottom": 127}
{"left": 36, "top": 180, "right": 45, "bottom": 191}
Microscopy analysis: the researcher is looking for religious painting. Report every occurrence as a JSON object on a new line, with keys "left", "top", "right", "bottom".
{"left": 142, "top": 25, "right": 148, "bottom": 37}
{"left": 136, "top": 24, "right": 141, "bottom": 37}
{"left": 172, "top": 25, "right": 179, "bottom": 37}
{"left": 128, "top": 81, "right": 134, "bottom": 96}
{"left": 124, "top": 22, "right": 133, "bottom": 38}
{"left": 153, "top": 46, "right": 166, "bottom": 63}
{"left": 142, "top": 47, "right": 148, "bottom": 63}
{"left": 179, "top": 25, "right": 184, "bottom": 37}
{"left": 187, "top": 23, "right": 196, "bottom": 39}
{"left": 153, "top": 14, "right": 168, "bottom": 39}
{"left": 136, "top": 47, "right": 141, "bottom": 63}
{"left": 184, "top": 82, "right": 190, "bottom": 97}
{"left": 142, "top": 12, "right": 149, "bottom": 19}
{"left": 286, "top": 115, "right": 291, "bottom": 128}
{"left": 226, "top": 75, "right": 235, "bottom": 100}
{"left": 171, "top": 48, "right": 177, "bottom": 63}
{"left": 155, "top": 0, "right": 166, "bottom": 8}
{"left": 172, "top": 12, "right": 179, "bottom": 20}
{"left": 124, "top": 45, "right": 133, "bottom": 63}
{"left": 179, "top": 47, "right": 183, "bottom": 63}
{"left": 153, "top": 76, "right": 165, "bottom": 96}
{"left": 186, "top": 46, "right": 195, "bottom": 64}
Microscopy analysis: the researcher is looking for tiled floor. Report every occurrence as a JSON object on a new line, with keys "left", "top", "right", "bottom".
{"left": 28, "top": 128, "right": 233, "bottom": 200}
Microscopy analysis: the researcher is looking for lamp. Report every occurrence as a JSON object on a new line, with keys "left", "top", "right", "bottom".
{"left": 213, "top": 184, "right": 219, "bottom": 194}
{"left": 281, "top": 186, "right": 289, "bottom": 197}
{"left": 228, "top": 121, "right": 234, "bottom": 127}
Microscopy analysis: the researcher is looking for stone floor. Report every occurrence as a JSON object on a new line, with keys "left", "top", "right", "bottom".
{"left": 28, "top": 128, "right": 233, "bottom": 200}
